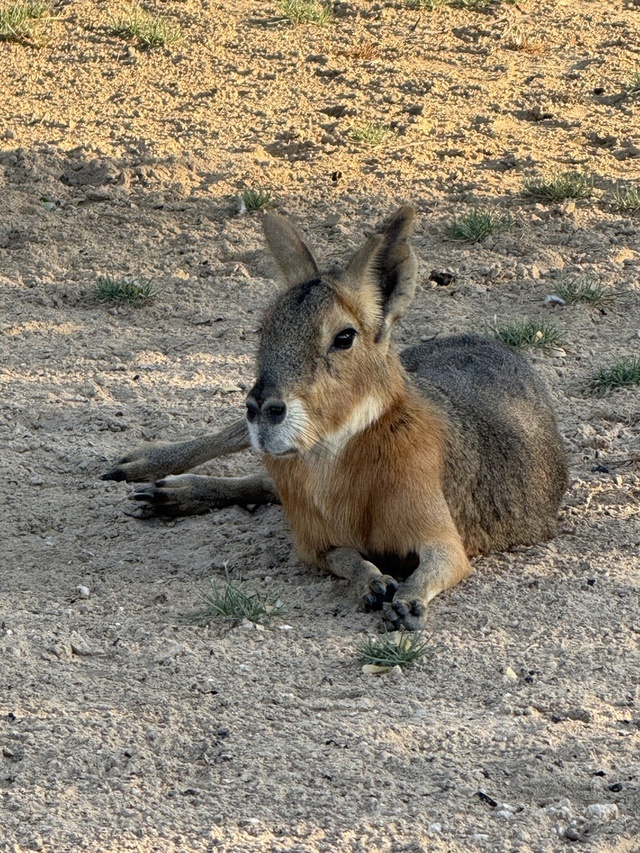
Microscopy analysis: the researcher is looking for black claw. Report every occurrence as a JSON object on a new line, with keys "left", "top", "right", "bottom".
{"left": 129, "top": 489, "right": 168, "bottom": 504}
{"left": 128, "top": 490, "right": 148, "bottom": 501}
{"left": 383, "top": 581, "right": 398, "bottom": 601}
{"left": 102, "top": 470, "right": 125, "bottom": 482}
{"left": 363, "top": 593, "right": 382, "bottom": 612}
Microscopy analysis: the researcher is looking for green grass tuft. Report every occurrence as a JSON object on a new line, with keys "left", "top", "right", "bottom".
{"left": 450, "top": 0, "right": 492, "bottom": 8}
{"left": 554, "top": 276, "right": 613, "bottom": 310}
{"left": 405, "top": 0, "right": 447, "bottom": 9}
{"left": 492, "top": 319, "right": 562, "bottom": 352}
{"left": 445, "top": 208, "right": 510, "bottom": 243}
{"left": 96, "top": 275, "right": 156, "bottom": 304}
{"left": 628, "top": 72, "right": 640, "bottom": 95}
{"left": 349, "top": 122, "right": 389, "bottom": 146}
{"left": 240, "top": 188, "right": 275, "bottom": 212}
{"left": 111, "top": 6, "right": 182, "bottom": 48}
{"left": 189, "top": 577, "right": 284, "bottom": 625}
{"left": 358, "top": 631, "right": 430, "bottom": 668}
{"left": 610, "top": 183, "right": 640, "bottom": 215}
{"left": 0, "top": 0, "right": 49, "bottom": 46}
{"left": 407, "top": 0, "right": 518, "bottom": 7}
{"left": 589, "top": 357, "right": 640, "bottom": 395}
{"left": 278, "top": 0, "right": 332, "bottom": 25}
{"left": 523, "top": 172, "right": 592, "bottom": 202}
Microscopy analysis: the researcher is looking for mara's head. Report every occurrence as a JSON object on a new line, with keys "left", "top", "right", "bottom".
{"left": 246, "top": 207, "right": 418, "bottom": 458}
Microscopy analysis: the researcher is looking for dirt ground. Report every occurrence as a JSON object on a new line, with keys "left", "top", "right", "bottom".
{"left": 1, "top": 0, "right": 639, "bottom": 850}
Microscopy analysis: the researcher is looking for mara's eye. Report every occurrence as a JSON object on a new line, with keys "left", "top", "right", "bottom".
{"left": 332, "top": 328, "right": 357, "bottom": 350}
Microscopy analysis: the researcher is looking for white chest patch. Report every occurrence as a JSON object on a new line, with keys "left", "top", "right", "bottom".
{"left": 318, "top": 395, "right": 384, "bottom": 457}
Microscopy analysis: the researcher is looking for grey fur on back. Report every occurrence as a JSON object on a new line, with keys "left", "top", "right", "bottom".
{"left": 401, "top": 334, "right": 568, "bottom": 555}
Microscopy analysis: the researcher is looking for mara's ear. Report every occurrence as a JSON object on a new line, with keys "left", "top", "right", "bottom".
{"left": 344, "top": 206, "right": 417, "bottom": 342}
{"left": 262, "top": 213, "right": 320, "bottom": 287}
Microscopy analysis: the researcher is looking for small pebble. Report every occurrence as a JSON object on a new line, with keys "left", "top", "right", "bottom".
{"left": 544, "top": 294, "right": 565, "bottom": 307}
{"left": 387, "top": 664, "right": 404, "bottom": 682}
{"left": 585, "top": 803, "right": 618, "bottom": 821}
{"left": 76, "top": 585, "right": 90, "bottom": 599}
{"left": 495, "top": 809, "right": 514, "bottom": 820}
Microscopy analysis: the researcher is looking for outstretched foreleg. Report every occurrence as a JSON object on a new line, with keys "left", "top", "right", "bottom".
{"left": 102, "top": 419, "right": 250, "bottom": 483}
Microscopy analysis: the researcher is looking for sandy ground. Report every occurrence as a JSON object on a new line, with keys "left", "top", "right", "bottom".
{"left": 1, "top": 0, "right": 639, "bottom": 850}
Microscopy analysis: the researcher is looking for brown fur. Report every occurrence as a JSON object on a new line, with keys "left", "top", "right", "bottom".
{"left": 104, "top": 207, "right": 567, "bottom": 630}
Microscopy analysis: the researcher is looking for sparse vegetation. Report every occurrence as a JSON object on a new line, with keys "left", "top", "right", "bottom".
{"left": 589, "top": 357, "right": 640, "bottom": 395}
{"left": 240, "top": 188, "right": 275, "bottom": 212}
{"left": 445, "top": 208, "right": 511, "bottom": 243}
{"left": 492, "top": 319, "right": 562, "bottom": 352}
{"left": 628, "top": 72, "right": 640, "bottom": 95}
{"left": 610, "top": 183, "right": 640, "bottom": 215}
{"left": 96, "top": 275, "right": 156, "bottom": 304}
{"left": 554, "top": 276, "right": 613, "bottom": 310}
{"left": 343, "top": 40, "right": 378, "bottom": 60}
{"left": 358, "top": 631, "right": 430, "bottom": 668}
{"left": 407, "top": 0, "right": 517, "bottom": 6}
{"left": 189, "top": 577, "right": 284, "bottom": 625}
{"left": 278, "top": 0, "right": 332, "bottom": 25}
{"left": 349, "top": 122, "right": 390, "bottom": 146}
{"left": 405, "top": 0, "right": 447, "bottom": 9}
{"left": 502, "top": 23, "right": 544, "bottom": 54}
{"left": 110, "top": 6, "right": 182, "bottom": 48}
{"left": 523, "top": 172, "right": 593, "bottom": 202}
{"left": 0, "top": 0, "right": 49, "bottom": 46}
{"left": 450, "top": 0, "right": 492, "bottom": 8}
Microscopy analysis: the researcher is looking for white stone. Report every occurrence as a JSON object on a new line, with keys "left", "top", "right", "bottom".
{"left": 585, "top": 803, "right": 619, "bottom": 822}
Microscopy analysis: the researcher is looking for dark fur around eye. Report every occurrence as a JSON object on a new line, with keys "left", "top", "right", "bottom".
{"left": 332, "top": 328, "right": 357, "bottom": 350}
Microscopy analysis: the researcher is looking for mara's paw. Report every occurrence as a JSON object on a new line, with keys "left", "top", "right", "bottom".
{"left": 382, "top": 596, "right": 426, "bottom": 631}
{"left": 127, "top": 474, "right": 213, "bottom": 517}
{"left": 362, "top": 574, "right": 399, "bottom": 612}
{"left": 102, "top": 442, "right": 174, "bottom": 483}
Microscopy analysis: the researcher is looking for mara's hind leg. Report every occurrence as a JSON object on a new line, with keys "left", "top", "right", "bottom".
{"left": 383, "top": 534, "right": 472, "bottom": 631}
{"left": 102, "top": 419, "right": 250, "bottom": 483}
{"left": 127, "top": 472, "right": 279, "bottom": 518}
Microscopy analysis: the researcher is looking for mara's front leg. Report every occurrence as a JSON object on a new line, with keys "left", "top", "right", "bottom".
{"left": 102, "top": 419, "right": 250, "bottom": 483}
{"left": 321, "top": 548, "right": 400, "bottom": 612}
{"left": 383, "top": 533, "right": 472, "bottom": 631}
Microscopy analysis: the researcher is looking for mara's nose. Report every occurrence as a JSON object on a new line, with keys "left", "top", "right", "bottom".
{"left": 246, "top": 395, "right": 288, "bottom": 426}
